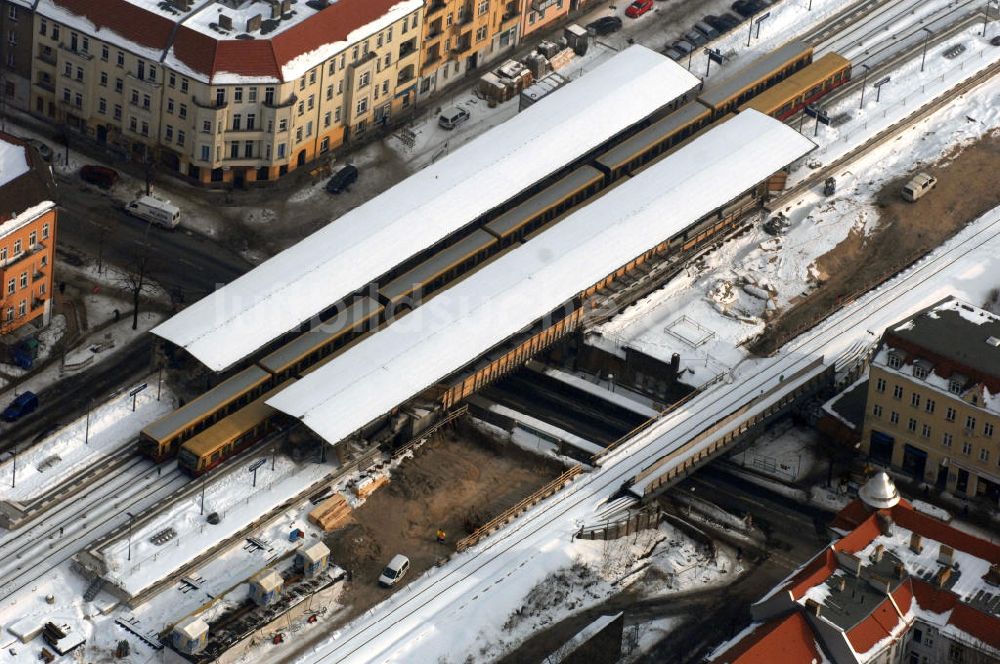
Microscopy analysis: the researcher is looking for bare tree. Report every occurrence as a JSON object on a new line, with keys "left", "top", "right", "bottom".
{"left": 120, "top": 243, "right": 155, "bottom": 330}
{"left": 143, "top": 146, "right": 157, "bottom": 196}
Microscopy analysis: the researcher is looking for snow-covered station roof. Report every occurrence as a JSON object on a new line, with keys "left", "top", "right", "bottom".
{"left": 268, "top": 110, "right": 816, "bottom": 445}
{"left": 152, "top": 46, "right": 700, "bottom": 371}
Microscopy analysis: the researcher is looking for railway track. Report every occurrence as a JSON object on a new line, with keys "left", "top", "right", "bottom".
{"left": 0, "top": 459, "right": 185, "bottom": 603}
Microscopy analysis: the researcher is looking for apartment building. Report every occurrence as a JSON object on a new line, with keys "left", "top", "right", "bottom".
{"left": 418, "top": 0, "right": 523, "bottom": 99}
{"left": 710, "top": 472, "right": 1000, "bottom": 664}
{"left": 860, "top": 297, "right": 1000, "bottom": 506}
{"left": 0, "top": 132, "right": 57, "bottom": 336}
{"left": 29, "top": 0, "right": 423, "bottom": 185}
{"left": 0, "top": 0, "right": 36, "bottom": 111}
{"left": 520, "top": 0, "right": 570, "bottom": 39}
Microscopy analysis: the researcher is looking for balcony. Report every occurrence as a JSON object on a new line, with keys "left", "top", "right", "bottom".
{"left": 424, "top": 49, "right": 442, "bottom": 66}
{"left": 37, "top": 47, "right": 56, "bottom": 65}
{"left": 452, "top": 34, "right": 472, "bottom": 54}
{"left": 34, "top": 78, "right": 55, "bottom": 92}
{"left": 399, "top": 40, "right": 418, "bottom": 59}
{"left": 426, "top": 0, "right": 447, "bottom": 16}
{"left": 263, "top": 94, "right": 297, "bottom": 110}
{"left": 193, "top": 97, "right": 228, "bottom": 111}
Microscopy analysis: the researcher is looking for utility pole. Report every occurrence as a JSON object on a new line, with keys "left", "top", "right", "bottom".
{"left": 858, "top": 64, "right": 871, "bottom": 109}
{"left": 920, "top": 28, "right": 933, "bottom": 73}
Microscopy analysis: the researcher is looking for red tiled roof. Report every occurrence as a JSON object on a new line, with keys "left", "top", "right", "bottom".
{"left": 711, "top": 612, "right": 823, "bottom": 664}
{"left": 891, "top": 504, "right": 1000, "bottom": 564}
{"left": 788, "top": 549, "right": 837, "bottom": 601}
{"left": 51, "top": 0, "right": 175, "bottom": 51}
{"left": 50, "top": 0, "right": 412, "bottom": 82}
{"left": 912, "top": 579, "right": 1000, "bottom": 650}
{"left": 845, "top": 582, "right": 911, "bottom": 656}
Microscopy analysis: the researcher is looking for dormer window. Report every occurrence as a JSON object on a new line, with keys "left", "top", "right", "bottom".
{"left": 912, "top": 360, "right": 932, "bottom": 380}
{"left": 949, "top": 380, "right": 963, "bottom": 395}
{"left": 887, "top": 353, "right": 902, "bottom": 369}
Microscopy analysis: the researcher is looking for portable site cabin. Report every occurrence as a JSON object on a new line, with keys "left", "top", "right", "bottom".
{"left": 170, "top": 616, "right": 209, "bottom": 655}
{"left": 249, "top": 569, "right": 283, "bottom": 607}
{"left": 294, "top": 541, "right": 331, "bottom": 579}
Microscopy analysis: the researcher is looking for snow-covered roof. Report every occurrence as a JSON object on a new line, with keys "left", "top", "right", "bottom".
{"left": 267, "top": 110, "right": 815, "bottom": 445}
{"left": 153, "top": 46, "right": 700, "bottom": 371}
{"left": 0, "top": 137, "right": 29, "bottom": 187}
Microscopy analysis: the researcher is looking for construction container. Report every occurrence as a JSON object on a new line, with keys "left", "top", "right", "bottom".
{"left": 248, "top": 569, "right": 283, "bottom": 607}
{"left": 294, "top": 541, "right": 331, "bottom": 579}
{"left": 564, "top": 24, "right": 589, "bottom": 56}
{"left": 170, "top": 617, "right": 208, "bottom": 655}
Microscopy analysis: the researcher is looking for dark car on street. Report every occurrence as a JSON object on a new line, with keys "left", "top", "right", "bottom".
{"left": 731, "top": 0, "right": 755, "bottom": 18}
{"left": 586, "top": 16, "right": 623, "bottom": 36}
{"left": 326, "top": 164, "right": 359, "bottom": 194}
{"left": 717, "top": 13, "right": 742, "bottom": 30}
{"left": 2, "top": 391, "right": 38, "bottom": 423}
{"left": 79, "top": 165, "right": 120, "bottom": 189}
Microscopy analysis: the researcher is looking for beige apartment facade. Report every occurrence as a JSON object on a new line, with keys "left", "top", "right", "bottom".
{"left": 418, "top": 0, "right": 523, "bottom": 99}
{"left": 860, "top": 297, "right": 1000, "bottom": 506}
{"left": 28, "top": 0, "right": 423, "bottom": 185}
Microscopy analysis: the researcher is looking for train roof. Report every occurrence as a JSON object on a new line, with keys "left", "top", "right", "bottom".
{"left": 484, "top": 166, "right": 606, "bottom": 239}
{"left": 739, "top": 52, "right": 852, "bottom": 114}
{"left": 141, "top": 366, "right": 271, "bottom": 443}
{"left": 379, "top": 229, "right": 498, "bottom": 304}
{"left": 594, "top": 103, "right": 712, "bottom": 172}
{"left": 698, "top": 41, "right": 812, "bottom": 110}
{"left": 181, "top": 381, "right": 292, "bottom": 457}
{"left": 151, "top": 46, "right": 701, "bottom": 372}
{"left": 258, "top": 297, "right": 383, "bottom": 374}
{"left": 267, "top": 111, "right": 816, "bottom": 447}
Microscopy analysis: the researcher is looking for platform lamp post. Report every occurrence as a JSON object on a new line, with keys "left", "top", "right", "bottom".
{"left": 920, "top": 28, "right": 933, "bottom": 72}
{"left": 858, "top": 64, "right": 871, "bottom": 109}
{"left": 754, "top": 12, "right": 771, "bottom": 41}
{"left": 126, "top": 511, "right": 135, "bottom": 562}
{"left": 10, "top": 444, "right": 16, "bottom": 488}
{"left": 705, "top": 48, "right": 724, "bottom": 78}
{"left": 747, "top": 14, "right": 755, "bottom": 47}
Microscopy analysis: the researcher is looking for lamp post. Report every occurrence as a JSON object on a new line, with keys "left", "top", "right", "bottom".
{"left": 873, "top": 76, "right": 891, "bottom": 103}
{"left": 754, "top": 12, "right": 771, "bottom": 40}
{"left": 920, "top": 28, "right": 933, "bottom": 73}
{"left": 126, "top": 511, "right": 135, "bottom": 562}
{"left": 705, "top": 48, "right": 723, "bottom": 78}
{"left": 747, "top": 14, "right": 755, "bottom": 47}
{"left": 858, "top": 64, "right": 871, "bottom": 109}
{"left": 10, "top": 444, "right": 16, "bottom": 489}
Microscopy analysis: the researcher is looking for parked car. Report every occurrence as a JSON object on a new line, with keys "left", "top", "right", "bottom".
{"left": 694, "top": 21, "right": 720, "bottom": 40}
{"left": 684, "top": 30, "right": 706, "bottom": 47}
{"left": 663, "top": 47, "right": 684, "bottom": 61}
{"left": 704, "top": 15, "right": 729, "bottom": 33}
{"left": 718, "top": 13, "right": 743, "bottom": 30}
{"left": 586, "top": 16, "right": 623, "bottom": 36}
{"left": 672, "top": 39, "right": 695, "bottom": 55}
{"left": 731, "top": 0, "right": 755, "bottom": 18}
{"left": 438, "top": 106, "right": 471, "bottom": 130}
{"left": 901, "top": 172, "right": 937, "bottom": 202}
{"left": 79, "top": 164, "right": 119, "bottom": 189}
{"left": 625, "top": 0, "right": 654, "bottom": 18}
{"left": 992, "top": 35, "right": 1000, "bottom": 46}
{"left": 824, "top": 177, "right": 836, "bottom": 196}
{"left": 2, "top": 391, "right": 38, "bottom": 423}
{"left": 26, "top": 139, "right": 53, "bottom": 162}
{"left": 326, "top": 164, "right": 359, "bottom": 194}
{"left": 378, "top": 554, "right": 410, "bottom": 587}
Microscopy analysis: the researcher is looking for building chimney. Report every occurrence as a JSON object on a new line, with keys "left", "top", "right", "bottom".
{"left": 836, "top": 551, "right": 862, "bottom": 577}
{"left": 670, "top": 353, "right": 680, "bottom": 377}
{"left": 269, "top": 0, "right": 281, "bottom": 19}
{"left": 246, "top": 14, "right": 262, "bottom": 32}
{"left": 895, "top": 563, "right": 906, "bottom": 580}
{"left": 937, "top": 544, "right": 954, "bottom": 567}
{"left": 873, "top": 544, "right": 885, "bottom": 563}
{"left": 836, "top": 576, "right": 846, "bottom": 592}
{"left": 985, "top": 563, "right": 1000, "bottom": 586}
{"left": 936, "top": 566, "right": 953, "bottom": 588}
{"left": 876, "top": 512, "right": 893, "bottom": 537}
{"left": 805, "top": 598, "right": 822, "bottom": 617}
{"left": 281, "top": 0, "right": 292, "bottom": 14}
{"left": 218, "top": 13, "right": 233, "bottom": 30}
{"left": 909, "top": 532, "right": 924, "bottom": 554}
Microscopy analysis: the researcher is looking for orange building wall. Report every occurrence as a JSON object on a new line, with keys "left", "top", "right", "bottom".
{"left": 520, "top": 0, "right": 570, "bottom": 38}
{"left": 0, "top": 207, "right": 56, "bottom": 335}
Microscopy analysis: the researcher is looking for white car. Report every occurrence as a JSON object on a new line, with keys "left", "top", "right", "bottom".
{"left": 378, "top": 554, "right": 410, "bottom": 587}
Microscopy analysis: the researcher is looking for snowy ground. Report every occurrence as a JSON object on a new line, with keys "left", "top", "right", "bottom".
{"left": 0, "top": 375, "right": 172, "bottom": 504}
{"left": 730, "top": 419, "right": 821, "bottom": 482}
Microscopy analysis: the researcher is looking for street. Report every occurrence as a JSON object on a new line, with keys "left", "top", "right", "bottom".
{"left": 55, "top": 176, "right": 252, "bottom": 300}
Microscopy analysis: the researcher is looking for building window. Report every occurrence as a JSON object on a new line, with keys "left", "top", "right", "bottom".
{"left": 921, "top": 424, "right": 931, "bottom": 438}
{"left": 307, "top": 95, "right": 315, "bottom": 110}
{"left": 893, "top": 385, "right": 903, "bottom": 400}
{"left": 0, "top": 247, "right": 5, "bottom": 263}
{"left": 305, "top": 121, "right": 313, "bottom": 137}
{"left": 200, "top": 145, "right": 210, "bottom": 161}
{"left": 264, "top": 87, "right": 275, "bottom": 105}
{"left": 913, "top": 365, "right": 928, "bottom": 379}
{"left": 907, "top": 418, "right": 917, "bottom": 433}
{"left": 323, "top": 111, "right": 331, "bottom": 128}
{"left": 356, "top": 98, "right": 368, "bottom": 115}
{"left": 244, "top": 141, "right": 253, "bottom": 158}
{"left": 949, "top": 379, "right": 963, "bottom": 395}
{"left": 177, "top": 131, "right": 185, "bottom": 146}
{"left": 249, "top": 87, "right": 257, "bottom": 103}
{"left": 873, "top": 404, "right": 883, "bottom": 417}
{"left": 18, "top": 300, "right": 25, "bottom": 317}
{"left": 925, "top": 399, "right": 935, "bottom": 414}
{"left": 13, "top": 240, "right": 21, "bottom": 254}
{"left": 39, "top": 19, "right": 47, "bottom": 36}
{"left": 6, "top": 279, "right": 13, "bottom": 295}
{"left": 100, "top": 72, "right": 108, "bottom": 87}
{"left": 143, "top": 94, "right": 150, "bottom": 110}
{"left": 115, "top": 78, "right": 123, "bottom": 93}
{"left": 167, "top": 98, "right": 175, "bottom": 114}
{"left": 295, "top": 127, "right": 303, "bottom": 143}
{"left": 181, "top": 78, "right": 189, "bottom": 93}
{"left": 309, "top": 70, "right": 316, "bottom": 84}
{"left": 890, "top": 411, "right": 899, "bottom": 425}
{"left": 117, "top": 51, "right": 125, "bottom": 67}
{"left": 320, "top": 136, "right": 329, "bottom": 153}
{"left": 297, "top": 101, "right": 304, "bottom": 116}
{"left": 359, "top": 72, "right": 371, "bottom": 89}
{"left": 966, "top": 415, "right": 976, "bottom": 432}
{"left": 962, "top": 442, "right": 972, "bottom": 456}
{"left": 278, "top": 119, "right": 288, "bottom": 132}
{"left": 876, "top": 378, "right": 886, "bottom": 393}
{"left": 19, "top": 272, "right": 27, "bottom": 289}
{"left": 234, "top": 86, "right": 243, "bottom": 102}
{"left": 165, "top": 125, "right": 173, "bottom": 141}
{"left": 946, "top": 407, "right": 956, "bottom": 422}
{"left": 326, "top": 85, "right": 333, "bottom": 101}
{"left": 42, "top": 224, "right": 49, "bottom": 240}
{"left": 985, "top": 422, "right": 994, "bottom": 437}
{"left": 202, "top": 120, "right": 211, "bottom": 134}
{"left": 114, "top": 104, "right": 122, "bottom": 120}
{"left": 911, "top": 393, "right": 920, "bottom": 408}
{"left": 230, "top": 142, "right": 239, "bottom": 159}
{"left": 888, "top": 353, "right": 902, "bottom": 369}
{"left": 98, "top": 98, "right": 107, "bottom": 114}
{"left": 101, "top": 45, "right": 109, "bottom": 61}
{"left": 169, "top": 72, "right": 176, "bottom": 87}
{"left": 233, "top": 114, "right": 242, "bottom": 131}
{"left": 179, "top": 104, "right": 187, "bottom": 119}
{"left": 277, "top": 143, "right": 286, "bottom": 158}
{"left": 980, "top": 448, "right": 990, "bottom": 462}
{"left": 141, "top": 121, "right": 149, "bottom": 136}
{"left": 476, "top": 25, "right": 488, "bottom": 41}
{"left": 478, "top": 0, "right": 489, "bottom": 15}
{"left": 39, "top": 283, "right": 46, "bottom": 295}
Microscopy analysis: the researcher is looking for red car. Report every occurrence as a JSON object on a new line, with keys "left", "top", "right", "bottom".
{"left": 625, "top": 0, "right": 653, "bottom": 18}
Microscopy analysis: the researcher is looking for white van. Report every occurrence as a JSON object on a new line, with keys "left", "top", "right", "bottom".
{"left": 901, "top": 173, "right": 937, "bottom": 202}
{"left": 126, "top": 195, "right": 181, "bottom": 229}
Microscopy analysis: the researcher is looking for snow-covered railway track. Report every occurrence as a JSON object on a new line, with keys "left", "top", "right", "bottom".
{"left": 302, "top": 203, "right": 1000, "bottom": 663}
{"left": 0, "top": 460, "right": 186, "bottom": 603}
